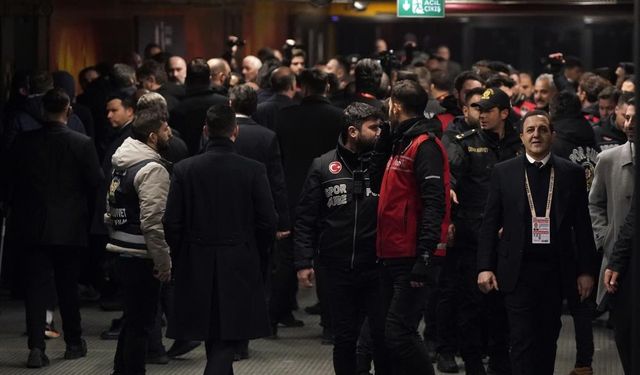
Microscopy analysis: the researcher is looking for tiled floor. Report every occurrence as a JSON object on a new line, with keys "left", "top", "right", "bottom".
{"left": 0, "top": 287, "right": 623, "bottom": 374}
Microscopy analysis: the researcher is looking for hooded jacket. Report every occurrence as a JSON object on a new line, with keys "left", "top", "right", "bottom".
{"left": 105, "top": 137, "right": 172, "bottom": 272}
{"left": 551, "top": 115, "right": 600, "bottom": 190}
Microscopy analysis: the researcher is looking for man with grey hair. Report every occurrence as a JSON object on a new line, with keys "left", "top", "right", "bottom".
{"left": 242, "top": 55, "right": 262, "bottom": 89}
{"left": 534, "top": 73, "right": 557, "bottom": 112}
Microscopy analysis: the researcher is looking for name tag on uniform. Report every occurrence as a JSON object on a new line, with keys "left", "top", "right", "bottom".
{"left": 532, "top": 217, "right": 551, "bottom": 244}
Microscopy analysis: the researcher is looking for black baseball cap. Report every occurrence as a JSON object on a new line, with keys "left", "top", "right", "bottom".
{"left": 471, "top": 88, "right": 511, "bottom": 111}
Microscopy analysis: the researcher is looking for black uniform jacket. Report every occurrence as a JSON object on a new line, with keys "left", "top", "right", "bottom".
{"left": 294, "top": 137, "right": 378, "bottom": 271}
{"left": 163, "top": 137, "right": 277, "bottom": 341}
{"left": 477, "top": 154, "right": 597, "bottom": 293}
{"left": 444, "top": 126, "right": 522, "bottom": 248}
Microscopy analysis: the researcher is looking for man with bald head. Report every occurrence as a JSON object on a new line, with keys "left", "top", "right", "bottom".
{"left": 207, "top": 58, "right": 231, "bottom": 96}
{"left": 242, "top": 55, "right": 262, "bottom": 89}
{"left": 253, "top": 67, "right": 297, "bottom": 131}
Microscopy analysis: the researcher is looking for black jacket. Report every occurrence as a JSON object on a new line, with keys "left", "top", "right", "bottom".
{"left": 234, "top": 116, "right": 290, "bottom": 230}
{"left": 275, "top": 95, "right": 344, "bottom": 219}
{"left": 170, "top": 85, "right": 228, "bottom": 156}
{"left": 253, "top": 94, "right": 296, "bottom": 131}
{"left": 551, "top": 115, "right": 600, "bottom": 190}
{"left": 294, "top": 137, "right": 378, "bottom": 271}
{"left": 594, "top": 115, "right": 627, "bottom": 151}
{"left": 6, "top": 122, "right": 103, "bottom": 247}
{"left": 444, "top": 125, "right": 522, "bottom": 248}
{"left": 370, "top": 117, "right": 446, "bottom": 258}
{"left": 477, "top": 154, "right": 597, "bottom": 293}
{"left": 164, "top": 137, "right": 277, "bottom": 341}
{"left": 439, "top": 94, "right": 463, "bottom": 118}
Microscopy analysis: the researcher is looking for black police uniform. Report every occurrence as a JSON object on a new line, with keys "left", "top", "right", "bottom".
{"left": 438, "top": 124, "right": 522, "bottom": 374}
{"left": 294, "top": 137, "right": 390, "bottom": 375}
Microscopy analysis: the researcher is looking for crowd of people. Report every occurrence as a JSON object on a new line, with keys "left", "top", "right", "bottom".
{"left": 0, "top": 36, "right": 637, "bottom": 375}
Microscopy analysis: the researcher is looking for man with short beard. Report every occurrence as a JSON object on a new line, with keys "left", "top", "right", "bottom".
{"left": 295, "top": 103, "right": 391, "bottom": 375}
{"left": 534, "top": 74, "right": 557, "bottom": 112}
{"left": 105, "top": 111, "right": 173, "bottom": 375}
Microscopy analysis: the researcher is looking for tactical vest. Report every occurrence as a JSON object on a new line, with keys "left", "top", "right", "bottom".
{"left": 377, "top": 133, "right": 451, "bottom": 259}
{"left": 107, "top": 159, "right": 164, "bottom": 251}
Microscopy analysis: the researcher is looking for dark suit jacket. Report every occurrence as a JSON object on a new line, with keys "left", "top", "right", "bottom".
{"left": 275, "top": 95, "right": 343, "bottom": 218}
{"left": 7, "top": 122, "right": 103, "bottom": 247}
{"left": 253, "top": 93, "right": 296, "bottom": 131}
{"left": 477, "top": 154, "right": 597, "bottom": 293}
{"left": 235, "top": 116, "right": 290, "bottom": 230}
{"left": 170, "top": 85, "right": 227, "bottom": 156}
{"left": 163, "top": 137, "right": 277, "bottom": 341}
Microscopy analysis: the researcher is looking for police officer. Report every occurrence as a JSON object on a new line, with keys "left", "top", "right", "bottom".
{"left": 441, "top": 88, "right": 521, "bottom": 375}
{"left": 295, "top": 102, "right": 390, "bottom": 375}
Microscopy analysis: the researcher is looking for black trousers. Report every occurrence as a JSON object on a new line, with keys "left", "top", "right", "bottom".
{"left": 564, "top": 276, "right": 595, "bottom": 368}
{"left": 435, "top": 247, "right": 459, "bottom": 355}
{"left": 204, "top": 340, "right": 237, "bottom": 375}
{"left": 324, "top": 263, "right": 390, "bottom": 375}
{"left": 268, "top": 237, "right": 298, "bottom": 324}
{"left": 504, "top": 260, "right": 563, "bottom": 375}
{"left": 611, "top": 276, "right": 632, "bottom": 375}
{"left": 113, "top": 256, "right": 161, "bottom": 375}
{"left": 23, "top": 245, "right": 83, "bottom": 350}
{"left": 381, "top": 259, "right": 435, "bottom": 375}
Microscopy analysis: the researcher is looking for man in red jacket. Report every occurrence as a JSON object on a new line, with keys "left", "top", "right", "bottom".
{"left": 370, "top": 80, "right": 450, "bottom": 375}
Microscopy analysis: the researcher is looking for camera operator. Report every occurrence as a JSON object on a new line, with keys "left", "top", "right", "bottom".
{"left": 295, "top": 102, "right": 390, "bottom": 375}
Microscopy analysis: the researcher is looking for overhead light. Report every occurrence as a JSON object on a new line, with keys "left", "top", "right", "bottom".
{"left": 310, "top": 0, "right": 333, "bottom": 6}
{"left": 353, "top": 0, "right": 368, "bottom": 11}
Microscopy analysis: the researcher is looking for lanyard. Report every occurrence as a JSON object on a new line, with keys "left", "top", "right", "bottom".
{"left": 524, "top": 166, "right": 554, "bottom": 218}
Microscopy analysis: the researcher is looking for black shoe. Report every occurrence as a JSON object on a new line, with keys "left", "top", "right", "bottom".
{"left": 233, "top": 350, "right": 249, "bottom": 361}
{"left": 166, "top": 340, "right": 201, "bottom": 358}
{"left": 100, "top": 318, "right": 122, "bottom": 340}
{"left": 64, "top": 339, "right": 87, "bottom": 360}
{"left": 27, "top": 348, "right": 50, "bottom": 368}
{"left": 437, "top": 353, "right": 459, "bottom": 373}
{"left": 304, "top": 302, "right": 321, "bottom": 315}
{"left": 146, "top": 354, "right": 170, "bottom": 365}
{"left": 278, "top": 313, "right": 304, "bottom": 327}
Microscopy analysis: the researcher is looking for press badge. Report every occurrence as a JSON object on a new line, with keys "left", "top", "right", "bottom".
{"left": 525, "top": 165, "right": 555, "bottom": 245}
{"left": 531, "top": 217, "right": 551, "bottom": 244}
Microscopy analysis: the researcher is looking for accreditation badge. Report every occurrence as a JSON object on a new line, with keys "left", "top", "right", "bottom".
{"left": 531, "top": 217, "right": 551, "bottom": 244}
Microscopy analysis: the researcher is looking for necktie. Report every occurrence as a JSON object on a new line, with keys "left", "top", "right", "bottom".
{"left": 533, "top": 161, "right": 543, "bottom": 169}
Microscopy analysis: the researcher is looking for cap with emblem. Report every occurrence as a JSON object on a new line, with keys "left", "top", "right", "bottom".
{"left": 471, "top": 88, "right": 511, "bottom": 111}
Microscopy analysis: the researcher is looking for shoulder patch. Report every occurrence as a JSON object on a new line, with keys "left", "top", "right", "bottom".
{"left": 455, "top": 128, "right": 477, "bottom": 140}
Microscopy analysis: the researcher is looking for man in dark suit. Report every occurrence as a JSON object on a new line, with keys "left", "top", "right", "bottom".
{"left": 477, "top": 110, "right": 597, "bottom": 375}
{"left": 272, "top": 68, "right": 343, "bottom": 336}
{"left": 228, "top": 84, "right": 289, "bottom": 359}
{"left": 6, "top": 88, "right": 103, "bottom": 367}
{"left": 163, "top": 104, "right": 277, "bottom": 375}
{"left": 252, "top": 67, "right": 297, "bottom": 131}
{"left": 170, "top": 58, "right": 227, "bottom": 155}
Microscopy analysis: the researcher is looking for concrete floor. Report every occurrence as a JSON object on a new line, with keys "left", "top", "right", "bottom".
{"left": 0, "top": 287, "right": 623, "bottom": 374}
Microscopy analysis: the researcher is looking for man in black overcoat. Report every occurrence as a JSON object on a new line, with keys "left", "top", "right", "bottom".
{"left": 477, "top": 110, "right": 597, "bottom": 375}
{"left": 271, "top": 67, "right": 344, "bottom": 335}
{"left": 163, "top": 103, "right": 277, "bottom": 375}
{"left": 5, "top": 88, "right": 103, "bottom": 367}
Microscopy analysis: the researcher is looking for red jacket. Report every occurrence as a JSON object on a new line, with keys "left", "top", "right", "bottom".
{"left": 376, "top": 132, "right": 451, "bottom": 259}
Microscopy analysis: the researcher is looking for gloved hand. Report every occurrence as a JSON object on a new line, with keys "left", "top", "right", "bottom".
{"left": 409, "top": 253, "right": 442, "bottom": 287}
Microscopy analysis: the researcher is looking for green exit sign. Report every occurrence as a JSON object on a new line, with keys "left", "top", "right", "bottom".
{"left": 397, "top": 0, "right": 445, "bottom": 18}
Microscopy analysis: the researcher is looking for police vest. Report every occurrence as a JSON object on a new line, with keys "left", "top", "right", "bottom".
{"left": 107, "top": 159, "right": 166, "bottom": 251}
{"left": 377, "top": 133, "right": 451, "bottom": 259}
